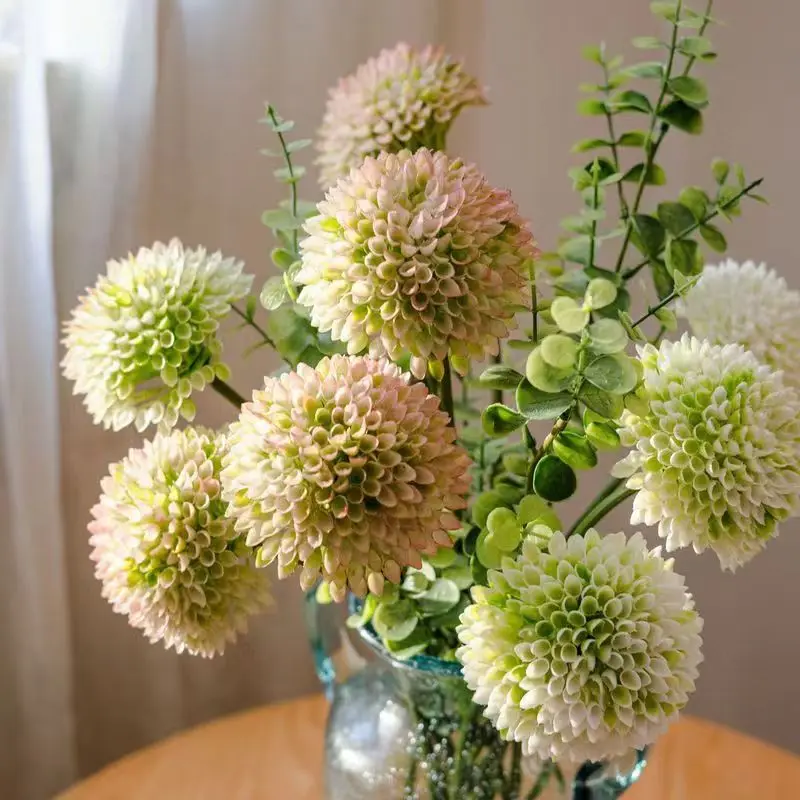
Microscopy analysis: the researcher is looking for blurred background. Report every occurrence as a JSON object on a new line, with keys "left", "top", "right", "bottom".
{"left": 1, "top": 0, "right": 796, "bottom": 798}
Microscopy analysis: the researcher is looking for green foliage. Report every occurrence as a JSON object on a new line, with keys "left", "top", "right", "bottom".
{"left": 260, "top": 276, "right": 290, "bottom": 310}
{"left": 481, "top": 404, "right": 527, "bottom": 438}
{"left": 668, "top": 76, "right": 709, "bottom": 108}
{"left": 533, "top": 455, "right": 577, "bottom": 502}
{"left": 552, "top": 431, "right": 598, "bottom": 470}
{"left": 658, "top": 99, "right": 703, "bottom": 133}
{"left": 657, "top": 202, "right": 696, "bottom": 235}
{"left": 516, "top": 380, "right": 574, "bottom": 420}
{"left": 477, "top": 365, "right": 524, "bottom": 391}
{"left": 623, "top": 162, "right": 666, "bottom": 185}
{"left": 583, "top": 353, "right": 639, "bottom": 394}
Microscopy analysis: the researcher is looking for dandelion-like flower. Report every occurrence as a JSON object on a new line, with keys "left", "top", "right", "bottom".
{"left": 297, "top": 148, "right": 535, "bottom": 380}
{"left": 316, "top": 42, "right": 486, "bottom": 187}
{"left": 457, "top": 529, "right": 703, "bottom": 763}
{"left": 221, "top": 355, "right": 472, "bottom": 601}
{"left": 89, "top": 428, "right": 270, "bottom": 657}
{"left": 63, "top": 239, "right": 251, "bottom": 432}
{"left": 678, "top": 259, "right": 800, "bottom": 388}
{"left": 613, "top": 334, "right": 800, "bottom": 569}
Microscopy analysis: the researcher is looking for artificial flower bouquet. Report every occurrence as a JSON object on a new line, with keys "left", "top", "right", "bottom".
{"left": 63, "top": 1, "right": 795, "bottom": 795}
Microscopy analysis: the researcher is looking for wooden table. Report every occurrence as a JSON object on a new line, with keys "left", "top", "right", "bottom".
{"left": 60, "top": 694, "right": 800, "bottom": 799}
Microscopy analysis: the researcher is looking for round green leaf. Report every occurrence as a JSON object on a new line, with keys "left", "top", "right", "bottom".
{"left": 478, "top": 365, "right": 524, "bottom": 390}
{"left": 516, "top": 379, "right": 574, "bottom": 420}
{"left": 260, "top": 276, "right": 290, "bottom": 310}
{"left": 427, "top": 547, "right": 457, "bottom": 569}
{"left": 486, "top": 507, "right": 523, "bottom": 552}
{"left": 401, "top": 570, "right": 430, "bottom": 595}
{"left": 552, "top": 431, "right": 598, "bottom": 470}
{"left": 476, "top": 529, "right": 504, "bottom": 569}
{"left": 587, "top": 319, "right": 629, "bottom": 354}
{"left": 526, "top": 509, "right": 563, "bottom": 533}
{"left": 532, "top": 455, "right": 578, "bottom": 503}
{"left": 580, "top": 382, "right": 625, "bottom": 420}
{"left": 657, "top": 202, "right": 696, "bottom": 236}
{"left": 550, "top": 297, "right": 590, "bottom": 333}
{"left": 585, "top": 279, "right": 618, "bottom": 311}
{"left": 417, "top": 579, "right": 461, "bottom": 616}
{"left": 668, "top": 76, "right": 708, "bottom": 108}
{"left": 482, "top": 404, "right": 527, "bottom": 438}
{"left": 583, "top": 354, "right": 639, "bottom": 394}
{"left": 385, "top": 628, "right": 431, "bottom": 660}
{"left": 586, "top": 421, "right": 622, "bottom": 450}
{"left": 525, "top": 349, "right": 576, "bottom": 394}
{"left": 372, "top": 600, "right": 419, "bottom": 641}
{"left": 517, "top": 495, "right": 551, "bottom": 525}
{"left": 541, "top": 334, "right": 579, "bottom": 369}
{"left": 442, "top": 564, "right": 474, "bottom": 591}
{"left": 471, "top": 490, "right": 511, "bottom": 528}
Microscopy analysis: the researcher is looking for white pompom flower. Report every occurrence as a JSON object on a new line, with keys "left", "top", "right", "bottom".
{"left": 678, "top": 259, "right": 800, "bottom": 388}
{"left": 221, "top": 355, "right": 472, "bottom": 601}
{"left": 297, "top": 148, "right": 535, "bottom": 380}
{"left": 614, "top": 334, "right": 800, "bottom": 569}
{"left": 316, "top": 42, "right": 486, "bottom": 187}
{"left": 457, "top": 529, "right": 703, "bottom": 763}
{"left": 63, "top": 239, "right": 251, "bottom": 432}
{"left": 89, "top": 427, "right": 271, "bottom": 657}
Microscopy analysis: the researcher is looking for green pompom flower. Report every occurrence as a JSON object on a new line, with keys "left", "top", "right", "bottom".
{"left": 614, "top": 334, "right": 800, "bottom": 569}
{"left": 89, "top": 428, "right": 271, "bottom": 657}
{"left": 457, "top": 529, "right": 703, "bottom": 763}
{"left": 62, "top": 239, "right": 251, "bottom": 432}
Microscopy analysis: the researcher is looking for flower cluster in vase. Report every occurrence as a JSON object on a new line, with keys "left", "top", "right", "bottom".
{"left": 63, "top": 1, "right": 800, "bottom": 767}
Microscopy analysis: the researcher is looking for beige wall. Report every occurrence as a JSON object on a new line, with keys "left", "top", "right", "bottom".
{"left": 58, "top": 0, "right": 800, "bottom": 775}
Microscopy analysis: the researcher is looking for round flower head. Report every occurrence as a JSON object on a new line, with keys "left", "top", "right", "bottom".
{"left": 297, "top": 148, "right": 535, "bottom": 380}
{"left": 89, "top": 427, "right": 271, "bottom": 657}
{"left": 316, "top": 42, "right": 486, "bottom": 187}
{"left": 221, "top": 355, "right": 472, "bottom": 601}
{"left": 63, "top": 239, "right": 252, "bottom": 432}
{"left": 457, "top": 529, "right": 703, "bottom": 763}
{"left": 613, "top": 334, "right": 800, "bottom": 569}
{"left": 678, "top": 259, "right": 800, "bottom": 388}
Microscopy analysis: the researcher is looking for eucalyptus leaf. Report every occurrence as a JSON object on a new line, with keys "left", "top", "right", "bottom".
{"left": 665, "top": 238, "right": 700, "bottom": 276}
{"left": 623, "top": 162, "right": 666, "bottom": 185}
{"left": 699, "top": 223, "right": 727, "bottom": 253}
{"left": 583, "top": 354, "right": 639, "bottom": 394}
{"left": 585, "top": 278, "right": 618, "bottom": 310}
{"left": 711, "top": 158, "right": 730, "bottom": 184}
{"left": 418, "top": 579, "right": 461, "bottom": 616}
{"left": 668, "top": 76, "right": 708, "bottom": 108}
{"left": 553, "top": 431, "right": 598, "bottom": 470}
{"left": 372, "top": 600, "right": 419, "bottom": 641}
{"left": 616, "top": 131, "right": 648, "bottom": 147}
{"left": 679, "top": 186, "right": 708, "bottom": 220}
{"left": 516, "top": 380, "right": 574, "bottom": 420}
{"left": 478, "top": 365, "right": 524, "bottom": 390}
{"left": 526, "top": 349, "right": 577, "bottom": 393}
{"left": 610, "top": 90, "right": 653, "bottom": 114}
{"left": 586, "top": 421, "right": 622, "bottom": 450}
{"left": 658, "top": 99, "right": 703, "bottom": 133}
{"left": 541, "top": 334, "right": 579, "bottom": 369}
{"left": 558, "top": 236, "right": 592, "bottom": 266}
{"left": 476, "top": 529, "right": 503, "bottom": 569}
{"left": 572, "top": 138, "right": 613, "bottom": 153}
{"left": 577, "top": 99, "right": 608, "bottom": 116}
{"left": 271, "top": 247, "right": 296, "bottom": 270}
{"left": 631, "top": 214, "right": 666, "bottom": 256}
{"left": 533, "top": 455, "right": 577, "bottom": 503}
{"left": 632, "top": 36, "right": 665, "bottom": 49}
{"left": 274, "top": 165, "right": 307, "bottom": 183}
{"left": 657, "top": 202, "right": 696, "bottom": 236}
{"left": 587, "top": 318, "right": 628, "bottom": 354}
{"left": 285, "top": 138, "right": 312, "bottom": 153}
{"left": 384, "top": 628, "right": 431, "bottom": 660}
{"left": 261, "top": 208, "right": 304, "bottom": 230}
{"left": 482, "top": 404, "right": 527, "bottom": 438}
{"left": 622, "top": 62, "right": 663, "bottom": 79}
{"left": 260, "top": 276, "right": 290, "bottom": 310}
{"left": 550, "top": 297, "right": 590, "bottom": 333}
{"left": 580, "top": 383, "right": 625, "bottom": 420}
{"left": 679, "top": 35, "right": 714, "bottom": 57}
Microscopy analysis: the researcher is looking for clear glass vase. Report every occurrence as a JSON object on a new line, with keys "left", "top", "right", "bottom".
{"left": 306, "top": 592, "right": 648, "bottom": 800}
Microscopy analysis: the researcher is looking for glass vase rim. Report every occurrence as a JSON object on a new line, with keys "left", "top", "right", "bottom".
{"left": 347, "top": 593, "right": 464, "bottom": 678}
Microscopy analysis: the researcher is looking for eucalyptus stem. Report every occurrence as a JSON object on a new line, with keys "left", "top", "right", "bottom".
{"left": 614, "top": 0, "right": 683, "bottom": 273}
{"left": 682, "top": 0, "right": 714, "bottom": 76}
{"left": 266, "top": 105, "right": 300, "bottom": 255}
{"left": 526, "top": 413, "right": 571, "bottom": 493}
{"left": 631, "top": 287, "right": 681, "bottom": 328}
{"left": 568, "top": 483, "right": 636, "bottom": 538}
{"left": 601, "top": 58, "right": 629, "bottom": 218}
{"left": 622, "top": 178, "right": 764, "bottom": 282}
{"left": 211, "top": 377, "right": 247, "bottom": 409}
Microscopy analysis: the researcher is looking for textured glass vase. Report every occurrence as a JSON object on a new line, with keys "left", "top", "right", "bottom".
{"left": 306, "top": 592, "right": 648, "bottom": 799}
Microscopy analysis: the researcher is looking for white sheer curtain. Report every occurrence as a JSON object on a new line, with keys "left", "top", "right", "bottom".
{"left": 0, "top": 1, "right": 156, "bottom": 796}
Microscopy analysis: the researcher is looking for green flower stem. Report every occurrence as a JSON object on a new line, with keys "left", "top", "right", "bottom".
{"left": 231, "top": 304, "right": 278, "bottom": 349}
{"left": 622, "top": 177, "right": 764, "bottom": 282}
{"left": 587, "top": 166, "right": 600, "bottom": 270}
{"left": 567, "top": 483, "right": 636, "bottom": 538}
{"left": 631, "top": 286, "right": 681, "bottom": 328}
{"left": 211, "top": 377, "right": 247, "bottom": 409}
{"left": 614, "top": 0, "right": 683, "bottom": 273}
{"left": 492, "top": 351, "right": 504, "bottom": 406}
{"left": 440, "top": 357, "right": 457, "bottom": 428}
{"left": 526, "top": 413, "right": 572, "bottom": 493}
{"left": 266, "top": 106, "right": 300, "bottom": 255}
